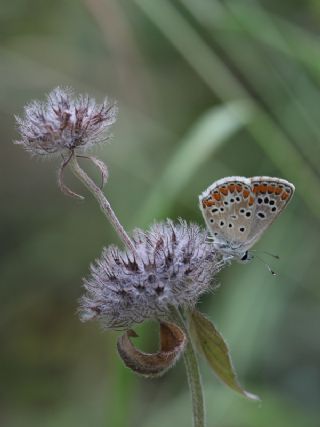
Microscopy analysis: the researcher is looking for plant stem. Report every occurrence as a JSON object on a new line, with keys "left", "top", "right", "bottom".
{"left": 68, "top": 154, "right": 138, "bottom": 256}
{"left": 184, "top": 337, "right": 205, "bottom": 427}
{"left": 172, "top": 309, "right": 205, "bottom": 427}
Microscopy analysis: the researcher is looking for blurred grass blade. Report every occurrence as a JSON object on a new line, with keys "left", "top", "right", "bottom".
{"left": 137, "top": 101, "right": 252, "bottom": 224}
{"left": 134, "top": 0, "right": 247, "bottom": 100}
{"left": 190, "top": 309, "right": 259, "bottom": 401}
{"left": 222, "top": 0, "right": 320, "bottom": 79}
{"left": 250, "top": 110, "right": 320, "bottom": 216}
{"left": 134, "top": 0, "right": 320, "bottom": 219}
{"left": 183, "top": 0, "right": 320, "bottom": 173}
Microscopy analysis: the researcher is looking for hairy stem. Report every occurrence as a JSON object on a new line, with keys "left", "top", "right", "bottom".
{"left": 184, "top": 336, "right": 205, "bottom": 427}
{"left": 172, "top": 308, "right": 205, "bottom": 427}
{"left": 68, "top": 154, "right": 138, "bottom": 256}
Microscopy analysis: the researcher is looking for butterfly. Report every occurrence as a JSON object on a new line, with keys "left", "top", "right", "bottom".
{"left": 199, "top": 176, "right": 295, "bottom": 263}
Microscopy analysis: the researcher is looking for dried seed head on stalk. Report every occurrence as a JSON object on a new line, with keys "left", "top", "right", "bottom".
{"left": 15, "top": 87, "right": 118, "bottom": 199}
{"left": 15, "top": 87, "right": 118, "bottom": 157}
{"left": 80, "top": 219, "right": 226, "bottom": 330}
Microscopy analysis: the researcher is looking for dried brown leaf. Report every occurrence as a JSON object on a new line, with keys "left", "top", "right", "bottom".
{"left": 117, "top": 322, "right": 186, "bottom": 377}
{"left": 58, "top": 156, "right": 84, "bottom": 200}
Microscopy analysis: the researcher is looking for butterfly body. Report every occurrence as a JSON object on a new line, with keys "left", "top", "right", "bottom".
{"left": 199, "top": 176, "right": 295, "bottom": 262}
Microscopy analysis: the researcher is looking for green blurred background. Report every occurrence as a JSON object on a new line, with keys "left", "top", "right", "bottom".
{"left": 1, "top": 1, "right": 320, "bottom": 426}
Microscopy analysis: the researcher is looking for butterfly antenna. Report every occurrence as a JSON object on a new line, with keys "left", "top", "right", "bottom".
{"left": 250, "top": 249, "right": 280, "bottom": 260}
{"left": 253, "top": 254, "right": 277, "bottom": 276}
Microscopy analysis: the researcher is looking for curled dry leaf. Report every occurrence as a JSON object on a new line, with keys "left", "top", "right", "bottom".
{"left": 77, "top": 155, "right": 109, "bottom": 188}
{"left": 190, "top": 309, "right": 260, "bottom": 401}
{"left": 89, "top": 156, "right": 109, "bottom": 188}
{"left": 117, "top": 322, "right": 187, "bottom": 378}
{"left": 58, "top": 155, "right": 84, "bottom": 200}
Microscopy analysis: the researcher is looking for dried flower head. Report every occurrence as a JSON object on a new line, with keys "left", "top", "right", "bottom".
{"left": 80, "top": 219, "right": 225, "bottom": 330}
{"left": 15, "top": 87, "right": 118, "bottom": 157}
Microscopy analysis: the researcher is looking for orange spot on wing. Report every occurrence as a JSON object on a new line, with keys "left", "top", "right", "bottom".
{"left": 203, "top": 199, "right": 215, "bottom": 207}
{"left": 228, "top": 184, "right": 235, "bottom": 193}
{"left": 220, "top": 186, "right": 228, "bottom": 196}
{"left": 242, "top": 189, "right": 250, "bottom": 198}
{"left": 236, "top": 184, "right": 242, "bottom": 192}
{"left": 267, "top": 185, "right": 275, "bottom": 193}
{"left": 259, "top": 185, "right": 267, "bottom": 193}
{"left": 253, "top": 185, "right": 259, "bottom": 193}
{"left": 213, "top": 192, "right": 221, "bottom": 201}
{"left": 274, "top": 186, "right": 282, "bottom": 195}
{"left": 248, "top": 196, "right": 254, "bottom": 206}
{"left": 281, "top": 192, "right": 289, "bottom": 200}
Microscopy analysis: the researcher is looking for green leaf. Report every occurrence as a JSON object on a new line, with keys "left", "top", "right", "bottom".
{"left": 190, "top": 309, "right": 259, "bottom": 401}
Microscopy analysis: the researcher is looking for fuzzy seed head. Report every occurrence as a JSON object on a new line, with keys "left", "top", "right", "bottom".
{"left": 15, "top": 87, "right": 118, "bottom": 157}
{"left": 80, "top": 219, "right": 226, "bottom": 329}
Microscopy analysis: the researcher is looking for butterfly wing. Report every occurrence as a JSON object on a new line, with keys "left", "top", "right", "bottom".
{"left": 199, "top": 176, "right": 295, "bottom": 254}
{"left": 199, "top": 176, "right": 256, "bottom": 249}
{"left": 244, "top": 176, "right": 295, "bottom": 248}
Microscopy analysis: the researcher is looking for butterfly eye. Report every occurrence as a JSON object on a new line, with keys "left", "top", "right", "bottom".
{"left": 241, "top": 251, "right": 248, "bottom": 261}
